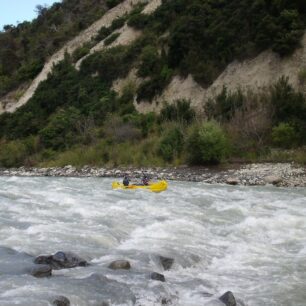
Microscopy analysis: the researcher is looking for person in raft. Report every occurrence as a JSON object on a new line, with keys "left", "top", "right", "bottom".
{"left": 142, "top": 174, "right": 149, "bottom": 186}
{"left": 123, "top": 175, "right": 130, "bottom": 186}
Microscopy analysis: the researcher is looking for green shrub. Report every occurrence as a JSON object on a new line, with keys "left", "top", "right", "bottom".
{"left": 0, "top": 75, "right": 17, "bottom": 96}
{"left": 17, "top": 59, "right": 44, "bottom": 81}
{"left": 116, "top": 83, "right": 136, "bottom": 116}
{"left": 136, "top": 66, "right": 173, "bottom": 102}
{"left": 110, "top": 16, "right": 126, "bottom": 31}
{"left": 158, "top": 127, "right": 184, "bottom": 162}
{"left": 81, "top": 46, "right": 136, "bottom": 84}
{"left": 0, "top": 140, "right": 28, "bottom": 167}
{"left": 295, "top": 149, "right": 306, "bottom": 165}
{"left": 39, "top": 107, "right": 81, "bottom": 150}
{"left": 123, "top": 112, "right": 156, "bottom": 137}
{"left": 271, "top": 123, "right": 297, "bottom": 149}
{"left": 187, "top": 121, "right": 229, "bottom": 165}
{"left": 160, "top": 99, "right": 195, "bottom": 124}
{"left": 136, "top": 77, "right": 164, "bottom": 102}
{"left": 298, "top": 68, "right": 306, "bottom": 85}
{"left": 23, "top": 135, "right": 40, "bottom": 154}
{"left": 205, "top": 87, "right": 244, "bottom": 121}
{"left": 95, "top": 26, "right": 111, "bottom": 42}
{"left": 72, "top": 44, "right": 91, "bottom": 62}
{"left": 271, "top": 77, "right": 306, "bottom": 124}
{"left": 104, "top": 32, "right": 120, "bottom": 46}
{"left": 138, "top": 45, "right": 160, "bottom": 77}
{"left": 106, "top": 0, "right": 123, "bottom": 9}
{"left": 93, "top": 13, "right": 125, "bottom": 43}
{"left": 127, "top": 13, "right": 149, "bottom": 29}
{"left": 271, "top": 10, "right": 304, "bottom": 56}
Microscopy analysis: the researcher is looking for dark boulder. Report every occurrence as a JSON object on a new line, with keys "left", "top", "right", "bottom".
{"left": 161, "top": 297, "right": 172, "bottom": 304}
{"left": 30, "top": 265, "right": 52, "bottom": 278}
{"left": 52, "top": 296, "right": 70, "bottom": 306}
{"left": 34, "top": 251, "right": 88, "bottom": 269}
{"left": 82, "top": 273, "right": 136, "bottom": 304}
{"left": 108, "top": 260, "right": 131, "bottom": 270}
{"left": 219, "top": 291, "right": 237, "bottom": 306}
{"left": 150, "top": 272, "right": 166, "bottom": 282}
{"left": 159, "top": 256, "right": 174, "bottom": 270}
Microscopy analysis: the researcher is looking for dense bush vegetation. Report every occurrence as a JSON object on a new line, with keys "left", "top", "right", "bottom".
{"left": 0, "top": 0, "right": 111, "bottom": 97}
{"left": 72, "top": 43, "right": 92, "bottom": 62}
{"left": 1, "top": 0, "right": 306, "bottom": 167}
{"left": 271, "top": 123, "right": 298, "bottom": 149}
{"left": 187, "top": 121, "right": 230, "bottom": 165}
{"left": 159, "top": 100, "right": 195, "bottom": 124}
{"left": 106, "top": 0, "right": 124, "bottom": 9}
{"left": 103, "top": 32, "right": 120, "bottom": 46}
{"left": 127, "top": 0, "right": 306, "bottom": 88}
{"left": 158, "top": 127, "right": 184, "bottom": 161}
{"left": 205, "top": 77, "right": 306, "bottom": 159}
{"left": 94, "top": 15, "right": 127, "bottom": 42}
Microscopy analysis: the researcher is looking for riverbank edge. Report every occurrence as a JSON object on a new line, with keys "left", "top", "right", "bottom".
{"left": 1, "top": 163, "right": 306, "bottom": 187}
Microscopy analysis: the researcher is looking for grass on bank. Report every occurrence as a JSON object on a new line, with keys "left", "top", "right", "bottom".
{"left": 38, "top": 137, "right": 166, "bottom": 168}
{"left": 1, "top": 75, "right": 306, "bottom": 168}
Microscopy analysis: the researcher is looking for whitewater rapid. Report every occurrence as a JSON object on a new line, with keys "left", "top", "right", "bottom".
{"left": 0, "top": 176, "right": 305, "bottom": 305}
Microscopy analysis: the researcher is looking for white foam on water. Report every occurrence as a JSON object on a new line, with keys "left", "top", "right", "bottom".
{"left": 0, "top": 176, "right": 306, "bottom": 305}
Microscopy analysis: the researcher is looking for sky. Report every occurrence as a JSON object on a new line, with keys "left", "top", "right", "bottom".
{"left": 0, "top": 0, "right": 60, "bottom": 30}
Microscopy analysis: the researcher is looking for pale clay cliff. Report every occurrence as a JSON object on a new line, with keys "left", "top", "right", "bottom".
{"left": 0, "top": 0, "right": 305, "bottom": 115}
{"left": 134, "top": 33, "right": 306, "bottom": 113}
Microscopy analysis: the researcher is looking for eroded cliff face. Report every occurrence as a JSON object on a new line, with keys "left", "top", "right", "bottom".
{"left": 1, "top": 0, "right": 305, "bottom": 116}
{"left": 133, "top": 33, "right": 306, "bottom": 113}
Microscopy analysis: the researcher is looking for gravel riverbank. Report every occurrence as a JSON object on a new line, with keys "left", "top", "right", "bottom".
{"left": 1, "top": 163, "right": 305, "bottom": 187}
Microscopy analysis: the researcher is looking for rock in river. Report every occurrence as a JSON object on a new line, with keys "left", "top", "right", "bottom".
{"left": 31, "top": 265, "right": 52, "bottom": 278}
{"left": 159, "top": 256, "right": 174, "bottom": 270}
{"left": 219, "top": 291, "right": 237, "bottom": 306}
{"left": 150, "top": 272, "right": 166, "bottom": 282}
{"left": 108, "top": 260, "right": 131, "bottom": 270}
{"left": 52, "top": 296, "right": 70, "bottom": 306}
{"left": 34, "top": 251, "right": 88, "bottom": 269}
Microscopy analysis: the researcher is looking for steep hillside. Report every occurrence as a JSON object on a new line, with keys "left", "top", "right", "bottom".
{"left": 0, "top": 0, "right": 110, "bottom": 100}
{"left": 0, "top": 0, "right": 306, "bottom": 168}
{"left": 0, "top": 0, "right": 150, "bottom": 113}
{"left": 135, "top": 33, "right": 306, "bottom": 113}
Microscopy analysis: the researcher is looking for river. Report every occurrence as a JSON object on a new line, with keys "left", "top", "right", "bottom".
{"left": 0, "top": 176, "right": 305, "bottom": 305}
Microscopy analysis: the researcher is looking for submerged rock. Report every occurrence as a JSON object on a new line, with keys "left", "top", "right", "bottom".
{"left": 219, "top": 291, "right": 237, "bottom": 306}
{"left": 108, "top": 260, "right": 131, "bottom": 270}
{"left": 34, "top": 251, "right": 88, "bottom": 269}
{"left": 150, "top": 272, "right": 166, "bottom": 282}
{"left": 83, "top": 273, "right": 136, "bottom": 304}
{"left": 52, "top": 296, "right": 70, "bottom": 306}
{"left": 31, "top": 265, "right": 52, "bottom": 278}
{"left": 159, "top": 256, "right": 174, "bottom": 270}
{"left": 161, "top": 297, "right": 172, "bottom": 304}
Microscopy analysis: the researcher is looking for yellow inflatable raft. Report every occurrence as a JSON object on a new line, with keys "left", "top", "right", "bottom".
{"left": 112, "top": 180, "right": 168, "bottom": 193}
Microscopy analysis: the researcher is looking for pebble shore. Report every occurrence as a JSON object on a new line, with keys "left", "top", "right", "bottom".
{"left": 1, "top": 163, "right": 305, "bottom": 187}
